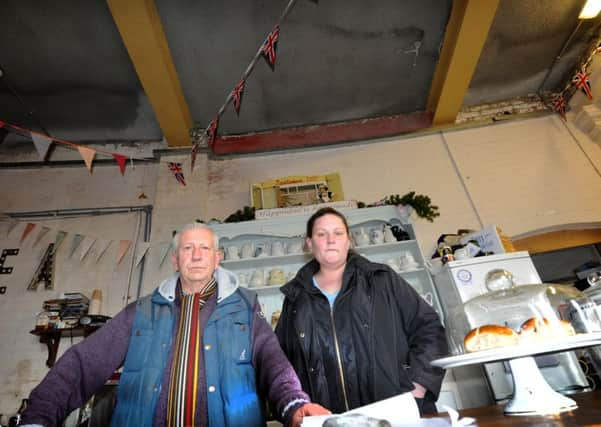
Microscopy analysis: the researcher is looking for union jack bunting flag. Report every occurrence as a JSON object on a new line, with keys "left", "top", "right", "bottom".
{"left": 232, "top": 79, "right": 246, "bottom": 115}
{"left": 551, "top": 95, "right": 567, "bottom": 122}
{"left": 572, "top": 69, "right": 593, "bottom": 100}
{"left": 168, "top": 162, "right": 186, "bottom": 186}
{"left": 207, "top": 117, "right": 219, "bottom": 149}
{"left": 190, "top": 143, "right": 200, "bottom": 172}
{"left": 261, "top": 26, "right": 280, "bottom": 71}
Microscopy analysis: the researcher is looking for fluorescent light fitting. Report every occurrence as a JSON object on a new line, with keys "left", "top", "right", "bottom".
{"left": 579, "top": 0, "right": 601, "bottom": 19}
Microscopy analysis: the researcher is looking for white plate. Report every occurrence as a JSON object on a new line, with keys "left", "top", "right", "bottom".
{"left": 432, "top": 332, "right": 601, "bottom": 369}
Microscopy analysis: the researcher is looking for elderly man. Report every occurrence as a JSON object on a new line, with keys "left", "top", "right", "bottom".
{"left": 21, "top": 224, "right": 330, "bottom": 426}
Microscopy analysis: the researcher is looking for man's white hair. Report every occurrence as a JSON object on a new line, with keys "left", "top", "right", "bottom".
{"left": 171, "top": 223, "right": 220, "bottom": 252}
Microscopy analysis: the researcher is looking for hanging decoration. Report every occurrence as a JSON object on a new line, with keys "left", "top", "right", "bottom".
{"left": 261, "top": 26, "right": 280, "bottom": 71}
{"left": 232, "top": 79, "right": 246, "bottom": 116}
{"left": 0, "top": 121, "right": 139, "bottom": 174}
{"left": 168, "top": 162, "right": 187, "bottom": 186}
{"left": 20, "top": 223, "right": 36, "bottom": 243}
{"left": 551, "top": 95, "right": 567, "bottom": 122}
{"left": 189, "top": 0, "right": 304, "bottom": 156}
{"left": 572, "top": 69, "right": 593, "bottom": 100}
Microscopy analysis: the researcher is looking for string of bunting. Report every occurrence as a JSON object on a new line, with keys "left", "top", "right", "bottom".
{"left": 189, "top": 0, "right": 318, "bottom": 169}
{"left": 0, "top": 120, "right": 153, "bottom": 174}
{"left": 547, "top": 43, "right": 600, "bottom": 122}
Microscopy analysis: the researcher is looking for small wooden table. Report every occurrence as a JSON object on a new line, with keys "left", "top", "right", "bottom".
{"left": 30, "top": 325, "right": 99, "bottom": 367}
{"left": 430, "top": 391, "right": 601, "bottom": 426}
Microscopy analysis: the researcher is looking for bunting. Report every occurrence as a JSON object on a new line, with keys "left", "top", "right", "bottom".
{"left": 77, "top": 146, "right": 96, "bottom": 173}
{"left": 33, "top": 226, "right": 51, "bottom": 248}
{"left": 134, "top": 241, "right": 151, "bottom": 267}
{"left": 54, "top": 230, "right": 68, "bottom": 251}
{"left": 207, "top": 117, "right": 219, "bottom": 149}
{"left": 190, "top": 142, "right": 200, "bottom": 172}
{"left": 20, "top": 223, "right": 36, "bottom": 243}
{"left": 112, "top": 153, "right": 128, "bottom": 175}
{"left": 159, "top": 242, "right": 173, "bottom": 268}
{"left": 552, "top": 95, "right": 567, "bottom": 122}
{"left": 261, "top": 26, "right": 280, "bottom": 71}
{"left": 572, "top": 69, "right": 593, "bottom": 100}
{"left": 70, "top": 234, "right": 84, "bottom": 258}
{"left": 232, "top": 79, "right": 246, "bottom": 115}
{"left": 31, "top": 133, "right": 53, "bottom": 161}
{"left": 79, "top": 236, "right": 97, "bottom": 261}
{"left": 168, "top": 162, "right": 186, "bottom": 186}
{"left": 95, "top": 239, "right": 112, "bottom": 264}
{"left": 116, "top": 240, "right": 132, "bottom": 265}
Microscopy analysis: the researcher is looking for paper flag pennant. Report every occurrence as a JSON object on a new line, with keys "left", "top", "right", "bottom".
{"left": 572, "top": 69, "right": 593, "bottom": 100}
{"left": 116, "top": 240, "right": 132, "bottom": 265}
{"left": 168, "top": 162, "right": 186, "bottom": 186}
{"left": 261, "top": 26, "right": 280, "bottom": 71}
{"left": 191, "top": 143, "right": 200, "bottom": 172}
{"left": 77, "top": 146, "right": 96, "bottom": 173}
{"left": 95, "top": 239, "right": 112, "bottom": 264}
{"left": 54, "top": 230, "right": 68, "bottom": 251}
{"left": 31, "top": 133, "right": 53, "bottom": 161}
{"left": 70, "top": 234, "right": 84, "bottom": 258}
{"left": 20, "top": 223, "right": 36, "bottom": 243}
{"left": 112, "top": 153, "right": 128, "bottom": 175}
{"left": 134, "top": 242, "right": 151, "bottom": 267}
{"left": 207, "top": 117, "right": 219, "bottom": 149}
{"left": 232, "top": 79, "right": 246, "bottom": 115}
{"left": 552, "top": 95, "right": 567, "bottom": 122}
{"left": 79, "top": 236, "right": 97, "bottom": 261}
{"left": 33, "top": 226, "right": 51, "bottom": 248}
{"left": 6, "top": 219, "right": 19, "bottom": 238}
{"left": 158, "top": 242, "right": 173, "bottom": 268}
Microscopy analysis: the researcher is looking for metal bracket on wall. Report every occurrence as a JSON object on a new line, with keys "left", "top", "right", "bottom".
{"left": 0, "top": 248, "right": 19, "bottom": 274}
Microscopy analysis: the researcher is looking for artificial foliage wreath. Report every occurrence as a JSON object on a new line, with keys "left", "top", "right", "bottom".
{"left": 358, "top": 191, "right": 440, "bottom": 222}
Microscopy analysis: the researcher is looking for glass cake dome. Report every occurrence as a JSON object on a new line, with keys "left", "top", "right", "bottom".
{"left": 445, "top": 269, "right": 601, "bottom": 355}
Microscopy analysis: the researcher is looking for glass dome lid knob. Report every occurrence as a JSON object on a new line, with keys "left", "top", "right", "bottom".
{"left": 484, "top": 268, "right": 516, "bottom": 292}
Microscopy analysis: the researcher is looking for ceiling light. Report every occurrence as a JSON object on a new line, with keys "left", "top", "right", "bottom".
{"left": 579, "top": 0, "right": 601, "bottom": 19}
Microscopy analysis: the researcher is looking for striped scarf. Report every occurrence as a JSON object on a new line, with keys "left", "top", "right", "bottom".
{"left": 167, "top": 277, "right": 217, "bottom": 426}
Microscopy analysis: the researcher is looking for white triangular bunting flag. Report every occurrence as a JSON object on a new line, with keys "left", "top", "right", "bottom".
{"left": 6, "top": 219, "right": 19, "bottom": 238}
{"left": 54, "top": 230, "right": 68, "bottom": 251}
{"left": 33, "top": 226, "right": 51, "bottom": 248}
{"left": 77, "top": 146, "right": 96, "bottom": 173}
{"left": 31, "top": 133, "right": 53, "bottom": 161}
{"left": 79, "top": 236, "right": 97, "bottom": 261}
{"left": 134, "top": 242, "right": 151, "bottom": 267}
{"left": 95, "top": 239, "right": 112, "bottom": 264}
{"left": 158, "top": 242, "right": 173, "bottom": 268}
{"left": 116, "top": 240, "right": 132, "bottom": 265}
{"left": 69, "top": 234, "right": 84, "bottom": 258}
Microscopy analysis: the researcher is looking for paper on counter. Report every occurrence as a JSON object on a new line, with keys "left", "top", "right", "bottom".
{"left": 301, "top": 392, "right": 420, "bottom": 427}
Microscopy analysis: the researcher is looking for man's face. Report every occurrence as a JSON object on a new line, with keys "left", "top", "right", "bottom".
{"left": 172, "top": 227, "right": 222, "bottom": 291}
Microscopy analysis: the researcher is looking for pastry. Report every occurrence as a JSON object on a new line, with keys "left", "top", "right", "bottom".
{"left": 464, "top": 324, "right": 519, "bottom": 352}
{"left": 519, "top": 317, "right": 575, "bottom": 343}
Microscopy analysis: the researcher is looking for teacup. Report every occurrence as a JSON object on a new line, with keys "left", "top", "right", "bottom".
{"left": 370, "top": 228, "right": 384, "bottom": 245}
{"left": 226, "top": 245, "right": 240, "bottom": 261}
{"left": 255, "top": 242, "right": 271, "bottom": 258}
{"left": 240, "top": 242, "right": 255, "bottom": 259}
{"left": 286, "top": 239, "right": 303, "bottom": 254}
{"left": 268, "top": 268, "right": 286, "bottom": 286}
{"left": 399, "top": 251, "right": 419, "bottom": 271}
{"left": 249, "top": 269, "right": 265, "bottom": 288}
{"left": 271, "top": 241, "right": 286, "bottom": 257}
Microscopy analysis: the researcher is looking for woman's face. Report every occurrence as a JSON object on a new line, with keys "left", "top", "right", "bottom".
{"left": 306, "top": 213, "right": 351, "bottom": 268}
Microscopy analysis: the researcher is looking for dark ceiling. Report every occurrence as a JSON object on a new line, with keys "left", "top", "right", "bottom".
{"left": 1, "top": 0, "right": 600, "bottom": 156}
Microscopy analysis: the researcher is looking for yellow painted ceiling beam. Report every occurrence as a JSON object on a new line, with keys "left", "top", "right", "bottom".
{"left": 427, "top": 0, "right": 500, "bottom": 125}
{"left": 107, "top": 0, "right": 192, "bottom": 147}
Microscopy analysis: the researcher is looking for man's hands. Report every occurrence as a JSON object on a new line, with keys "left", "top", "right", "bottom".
{"left": 290, "top": 402, "right": 332, "bottom": 427}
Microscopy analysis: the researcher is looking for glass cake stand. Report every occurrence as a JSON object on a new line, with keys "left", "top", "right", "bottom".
{"left": 431, "top": 332, "right": 601, "bottom": 416}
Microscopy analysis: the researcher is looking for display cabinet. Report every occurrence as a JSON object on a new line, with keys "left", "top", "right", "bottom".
{"left": 210, "top": 206, "right": 443, "bottom": 327}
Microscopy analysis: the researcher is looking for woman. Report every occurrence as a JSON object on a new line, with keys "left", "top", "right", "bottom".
{"left": 275, "top": 207, "right": 447, "bottom": 415}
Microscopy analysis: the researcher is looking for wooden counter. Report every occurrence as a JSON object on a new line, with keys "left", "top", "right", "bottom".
{"left": 430, "top": 391, "right": 601, "bottom": 426}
